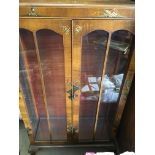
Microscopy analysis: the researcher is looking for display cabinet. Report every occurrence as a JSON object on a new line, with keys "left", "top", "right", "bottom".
{"left": 19, "top": 0, "right": 135, "bottom": 154}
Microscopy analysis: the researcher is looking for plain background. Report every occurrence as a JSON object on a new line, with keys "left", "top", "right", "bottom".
{"left": 0, "top": 0, "right": 155, "bottom": 154}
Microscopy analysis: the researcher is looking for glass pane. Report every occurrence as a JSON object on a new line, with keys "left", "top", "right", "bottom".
{"left": 36, "top": 29, "right": 67, "bottom": 141}
{"left": 19, "top": 29, "right": 50, "bottom": 141}
{"left": 35, "top": 118, "right": 50, "bottom": 141}
{"left": 19, "top": 52, "right": 38, "bottom": 135}
{"left": 50, "top": 118, "right": 67, "bottom": 140}
{"left": 79, "top": 30, "right": 109, "bottom": 141}
{"left": 20, "top": 29, "right": 47, "bottom": 117}
{"left": 95, "top": 30, "right": 134, "bottom": 140}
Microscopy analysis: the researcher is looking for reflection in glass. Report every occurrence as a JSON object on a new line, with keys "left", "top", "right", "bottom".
{"left": 95, "top": 30, "right": 134, "bottom": 140}
{"left": 79, "top": 30, "right": 109, "bottom": 141}
{"left": 19, "top": 29, "right": 50, "bottom": 141}
{"left": 20, "top": 29, "right": 50, "bottom": 140}
{"left": 20, "top": 29, "right": 67, "bottom": 141}
{"left": 100, "top": 74, "right": 124, "bottom": 103}
{"left": 80, "top": 74, "right": 123, "bottom": 103}
{"left": 19, "top": 52, "right": 38, "bottom": 135}
{"left": 20, "top": 29, "right": 47, "bottom": 118}
{"left": 36, "top": 29, "right": 67, "bottom": 141}
{"left": 35, "top": 118, "right": 50, "bottom": 141}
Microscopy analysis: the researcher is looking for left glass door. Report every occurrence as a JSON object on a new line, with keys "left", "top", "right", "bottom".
{"left": 19, "top": 19, "right": 72, "bottom": 142}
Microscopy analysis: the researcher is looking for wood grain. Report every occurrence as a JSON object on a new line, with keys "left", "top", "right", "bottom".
{"left": 19, "top": 87, "right": 32, "bottom": 129}
{"left": 117, "top": 77, "right": 135, "bottom": 153}
{"left": 113, "top": 49, "right": 135, "bottom": 136}
{"left": 19, "top": 7, "right": 134, "bottom": 19}
{"left": 19, "top": 1, "right": 135, "bottom": 144}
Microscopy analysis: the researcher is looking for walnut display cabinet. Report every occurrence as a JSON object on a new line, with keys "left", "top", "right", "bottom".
{"left": 19, "top": 0, "right": 135, "bottom": 154}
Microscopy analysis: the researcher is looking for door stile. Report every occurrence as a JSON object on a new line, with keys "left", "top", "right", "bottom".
{"left": 108, "top": 37, "right": 135, "bottom": 138}
{"left": 33, "top": 32, "right": 52, "bottom": 141}
{"left": 62, "top": 22, "right": 72, "bottom": 140}
{"left": 19, "top": 36, "right": 39, "bottom": 119}
{"left": 19, "top": 85, "right": 35, "bottom": 143}
{"left": 112, "top": 49, "right": 135, "bottom": 136}
{"left": 19, "top": 86, "right": 32, "bottom": 131}
{"left": 72, "top": 22, "right": 83, "bottom": 139}
{"left": 93, "top": 33, "right": 112, "bottom": 140}
{"left": 71, "top": 20, "right": 74, "bottom": 135}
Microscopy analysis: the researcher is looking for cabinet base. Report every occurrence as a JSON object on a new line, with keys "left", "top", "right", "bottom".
{"left": 28, "top": 140, "right": 120, "bottom": 155}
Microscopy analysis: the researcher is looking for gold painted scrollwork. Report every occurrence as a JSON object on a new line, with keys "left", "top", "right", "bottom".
{"left": 95, "top": 8, "right": 124, "bottom": 18}
{"left": 66, "top": 81, "right": 80, "bottom": 101}
{"left": 62, "top": 26, "right": 70, "bottom": 35}
{"left": 28, "top": 7, "right": 38, "bottom": 17}
{"left": 74, "top": 25, "right": 82, "bottom": 34}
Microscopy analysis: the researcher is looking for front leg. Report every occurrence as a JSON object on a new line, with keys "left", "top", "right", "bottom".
{"left": 28, "top": 145, "right": 40, "bottom": 155}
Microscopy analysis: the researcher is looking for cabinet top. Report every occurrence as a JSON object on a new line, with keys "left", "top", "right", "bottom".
{"left": 19, "top": 0, "right": 134, "bottom": 18}
{"left": 20, "top": 0, "right": 134, "bottom": 7}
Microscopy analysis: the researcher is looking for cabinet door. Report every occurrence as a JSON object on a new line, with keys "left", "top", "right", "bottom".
{"left": 72, "top": 20, "right": 135, "bottom": 142}
{"left": 19, "top": 19, "right": 71, "bottom": 142}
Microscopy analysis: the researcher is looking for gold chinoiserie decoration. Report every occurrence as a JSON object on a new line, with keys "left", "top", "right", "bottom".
{"left": 66, "top": 81, "right": 80, "bottom": 101}
{"left": 28, "top": 7, "right": 38, "bottom": 17}
{"left": 95, "top": 9, "right": 124, "bottom": 18}
{"left": 74, "top": 25, "right": 82, "bottom": 34}
{"left": 62, "top": 26, "right": 70, "bottom": 35}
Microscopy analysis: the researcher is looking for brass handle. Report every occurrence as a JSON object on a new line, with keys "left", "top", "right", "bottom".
{"left": 28, "top": 7, "right": 38, "bottom": 17}
{"left": 74, "top": 25, "right": 82, "bottom": 34}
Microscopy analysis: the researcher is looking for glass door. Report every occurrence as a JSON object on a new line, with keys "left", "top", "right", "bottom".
{"left": 72, "top": 20, "right": 135, "bottom": 142}
{"left": 19, "top": 19, "right": 71, "bottom": 142}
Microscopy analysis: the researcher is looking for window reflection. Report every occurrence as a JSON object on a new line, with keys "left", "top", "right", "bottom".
{"left": 80, "top": 30, "right": 133, "bottom": 105}
{"left": 101, "top": 74, "right": 123, "bottom": 103}
{"left": 79, "top": 30, "right": 109, "bottom": 141}
{"left": 80, "top": 73, "right": 124, "bottom": 103}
